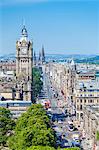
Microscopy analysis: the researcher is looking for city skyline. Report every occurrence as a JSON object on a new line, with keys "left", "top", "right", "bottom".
{"left": 0, "top": 0, "right": 99, "bottom": 55}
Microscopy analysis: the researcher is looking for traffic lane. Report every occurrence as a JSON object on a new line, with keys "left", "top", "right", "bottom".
{"left": 53, "top": 119, "right": 80, "bottom": 142}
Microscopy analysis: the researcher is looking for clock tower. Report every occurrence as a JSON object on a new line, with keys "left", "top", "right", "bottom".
{"left": 16, "top": 25, "right": 33, "bottom": 101}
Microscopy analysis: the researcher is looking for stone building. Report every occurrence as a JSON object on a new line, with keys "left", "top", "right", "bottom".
{"left": 16, "top": 25, "right": 33, "bottom": 101}
{"left": 45, "top": 61, "right": 76, "bottom": 110}
{"left": 83, "top": 105, "right": 99, "bottom": 149}
{"left": 0, "top": 60, "right": 16, "bottom": 71}
{"left": 0, "top": 25, "right": 33, "bottom": 101}
{"left": 74, "top": 80, "right": 99, "bottom": 122}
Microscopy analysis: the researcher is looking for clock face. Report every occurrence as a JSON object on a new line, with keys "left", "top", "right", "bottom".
{"left": 21, "top": 47, "right": 27, "bottom": 54}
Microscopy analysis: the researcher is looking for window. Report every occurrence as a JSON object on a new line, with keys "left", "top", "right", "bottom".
{"left": 80, "top": 105, "right": 82, "bottom": 110}
{"left": 90, "top": 99, "right": 92, "bottom": 103}
{"left": 80, "top": 113, "right": 83, "bottom": 119}
{"left": 80, "top": 99, "right": 82, "bottom": 103}
{"left": 84, "top": 99, "right": 86, "bottom": 103}
{"left": 77, "top": 99, "right": 79, "bottom": 103}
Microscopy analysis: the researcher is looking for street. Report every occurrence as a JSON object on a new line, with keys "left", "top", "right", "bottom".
{"left": 37, "top": 70, "right": 82, "bottom": 149}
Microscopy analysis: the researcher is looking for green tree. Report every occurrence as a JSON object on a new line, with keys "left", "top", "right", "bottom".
{"left": 27, "top": 146, "right": 56, "bottom": 150}
{"left": 27, "top": 146, "right": 80, "bottom": 150}
{"left": 58, "top": 148, "right": 80, "bottom": 150}
{"left": 0, "top": 107, "right": 15, "bottom": 146}
{"left": 8, "top": 104, "right": 56, "bottom": 150}
{"left": 32, "top": 67, "right": 43, "bottom": 102}
{"left": 96, "top": 131, "right": 99, "bottom": 141}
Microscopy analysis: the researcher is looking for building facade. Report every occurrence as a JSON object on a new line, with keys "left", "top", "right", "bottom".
{"left": 83, "top": 105, "right": 99, "bottom": 149}
{"left": 16, "top": 25, "right": 33, "bottom": 101}
{"left": 74, "top": 80, "right": 99, "bottom": 122}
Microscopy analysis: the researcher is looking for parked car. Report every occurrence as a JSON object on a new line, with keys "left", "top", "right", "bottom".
{"left": 72, "top": 133, "right": 79, "bottom": 140}
{"left": 61, "top": 139, "right": 71, "bottom": 148}
{"left": 72, "top": 139, "right": 80, "bottom": 147}
{"left": 56, "top": 140, "right": 61, "bottom": 146}
{"left": 68, "top": 123, "right": 74, "bottom": 131}
{"left": 58, "top": 120, "right": 63, "bottom": 124}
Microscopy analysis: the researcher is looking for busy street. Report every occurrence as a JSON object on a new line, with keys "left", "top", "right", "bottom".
{"left": 37, "top": 69, "right": 82, "bottom": 149}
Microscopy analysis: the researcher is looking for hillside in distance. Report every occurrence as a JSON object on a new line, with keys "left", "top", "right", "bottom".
{"left": 0, "top": 53, "right": 99, "bottom": 64}
{"left": 75, "top": 55, "right": 99, "bottom": 64}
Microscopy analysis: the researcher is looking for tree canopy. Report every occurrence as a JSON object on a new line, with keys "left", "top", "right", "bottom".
{"left": 27, "top": 146, "right": 80, "bottom": 150}
{"left": 0, "top": 107, "right": 15, "bottom": 146}
{"left": 32, "top": 67, "right": 43, "bottom": 102}
{"left": 8, "top": 104, "right": 56, "bottom": 150}
{"left": 27, "top": 146, "right": 56, "bottom": 150}
{"left": 96, "top": 131, "right": 99, "bottom": 141}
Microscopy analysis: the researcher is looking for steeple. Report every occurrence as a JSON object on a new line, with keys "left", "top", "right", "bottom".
{"left": 41, "top": 45, "right": 45, "bottom": 63}
{"left": 38, "top": 51, "right": 41, "bottom": 62}
{"left": 33, "top": 51, "right": 36, "bottom": 66}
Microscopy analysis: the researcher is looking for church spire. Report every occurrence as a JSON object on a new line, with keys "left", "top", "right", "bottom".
{"left": 33, "top": 51, "right": 36, "bottom": 66}
{"left": 41, "top": 45, "right": 45, "bottom": 63}
{"left": 38, "top": 51, "right": 41, "bottom": 62}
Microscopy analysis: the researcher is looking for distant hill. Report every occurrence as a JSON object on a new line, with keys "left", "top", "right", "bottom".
{"left": 75, "top": 55, "right": 99, "bottom": 64}
{"left": 0, "top": 53, "right": 99, "bottom": 64}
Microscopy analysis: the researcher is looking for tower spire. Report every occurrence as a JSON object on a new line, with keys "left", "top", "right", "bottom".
{"left": 33, "top": 51, "right": 36, "bottom": 66}
{"left": 41, "top": 45, "right": 45, "bottom": 63}
{"left": 20, "top": 20, "right": 28, "bottom": 42}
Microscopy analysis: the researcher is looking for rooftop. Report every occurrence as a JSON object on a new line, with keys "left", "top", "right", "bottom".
{"left": 76, "top": 79, "right": 99, "bottom": 90}
{"left": 0, "top": 100, "right": 32, "bottom": 104}
{"left": 85, "top": 105, "right": 99, "bottom": 118}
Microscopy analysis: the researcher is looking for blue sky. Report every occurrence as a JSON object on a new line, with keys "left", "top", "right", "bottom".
{"left": 0, "top": 0, "right": 99, "bottom": 55}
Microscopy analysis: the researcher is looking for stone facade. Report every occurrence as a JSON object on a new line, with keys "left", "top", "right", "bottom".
{"left": 83, "top": 105, "right": 99, "bottom": 149}
{"left": 0, "top": 60, "right": 16, "bottom": 71}
{"left": 16, "top": 25, "right": 33, "bottom": 101}
{"left": 45, "top": 62, "right": 99, "bottom": 123}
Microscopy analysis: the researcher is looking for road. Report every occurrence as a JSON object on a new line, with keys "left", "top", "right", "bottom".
{"left": 37, "top": 69, "right": 81, "bottom": 149}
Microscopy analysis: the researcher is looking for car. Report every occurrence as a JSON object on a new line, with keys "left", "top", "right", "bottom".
{"left": 57, "top": 135, "right": 62, "bottom": 141}
{"left": 65, "top": 109, "right": 67, "bottom": 114}
{"left": 72, "top": 139, "right": 80, "bottom": 147}
{"left": 62, "top": 133, "right": 68, "bottom": 138}
{"left": 56, "top": 140, "right": 61, "bottom": 146}
{"left": 55, "top": 132, "right": 62, "bottom": 137}
{"left": 68, "top": 123, "right": 74, "bottom": 131}
{"left": 61, "top": 139, "right": 71, "bottom": 148}
{"left": 72, "top": 133, "right": 79, "bottom": 140}
{"left": 58, "top": 120, "right": 63, "bottom": 124}
{"left": 52, "top": 125, "right": 56, "bottom": 128}
{"left": 47, "top": 108, "right": 52, "bottom": 112}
